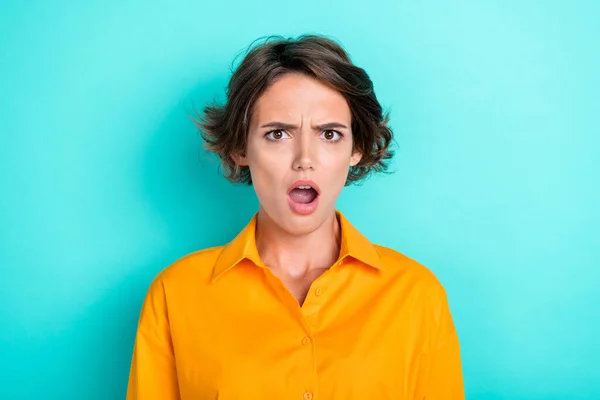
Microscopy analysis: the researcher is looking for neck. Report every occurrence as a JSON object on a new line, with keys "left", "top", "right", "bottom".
{"left": 255, "top": 208, "right": 341, "bottom": 278}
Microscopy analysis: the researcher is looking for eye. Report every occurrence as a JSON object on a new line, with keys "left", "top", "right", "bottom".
{"left": 265, "top": 129, "right": 291, "bottom": 141}
{"left": 321, "top": 130, "right": 343, "bottom": 141}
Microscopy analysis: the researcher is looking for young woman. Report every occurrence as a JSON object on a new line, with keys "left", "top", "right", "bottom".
{"left": 127, "top": 34, "right": 464, "bottom": 400}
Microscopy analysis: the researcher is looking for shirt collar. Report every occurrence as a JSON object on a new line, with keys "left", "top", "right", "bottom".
{"left": 211, "top": 210, "right": 384, "bottom": 282}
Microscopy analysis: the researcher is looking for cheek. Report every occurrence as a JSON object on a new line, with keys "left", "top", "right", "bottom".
{"left": 320, "top": 145, "right": 354, "bottom": 173}
{"left": 248, "top": 147, "right": 285, "bottom": 176}
{"left": 246, "top": 147, "right": 287, "bottom": 195}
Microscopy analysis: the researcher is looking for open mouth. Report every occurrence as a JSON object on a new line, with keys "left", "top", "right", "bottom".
{"left": 289, "top": 185, "right": 319, "bottom": 204}
{"left": 287, "top": 181, "right": 320, "bottom": 215}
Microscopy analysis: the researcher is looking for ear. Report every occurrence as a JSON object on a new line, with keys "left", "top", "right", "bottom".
{"left": 231, "top": 152, "right": 249, "bottom": 167}
{"left": 349, "top": 150, "right": 363, "bottom": 167}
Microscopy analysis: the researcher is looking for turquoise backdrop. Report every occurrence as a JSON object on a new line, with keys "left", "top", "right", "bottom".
{"left": 1, "top": 1, "right": 598, "bottom": 399}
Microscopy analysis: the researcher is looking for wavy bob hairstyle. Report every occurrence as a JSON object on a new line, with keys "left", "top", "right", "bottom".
{"left": 195, "top": 34, "right": 394, "bottom": 185}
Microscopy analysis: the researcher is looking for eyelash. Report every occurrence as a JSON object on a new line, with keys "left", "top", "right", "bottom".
{"left": 264, "top": 129, "right": 344, "bottom": 142}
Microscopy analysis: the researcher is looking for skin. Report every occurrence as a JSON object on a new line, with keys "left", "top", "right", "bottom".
{"left": 234, "top": 72, "right": 362, "bottom": 305}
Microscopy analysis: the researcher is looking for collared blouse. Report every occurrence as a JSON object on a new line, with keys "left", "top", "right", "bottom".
{"left": 127, "top": 210, "right": 464, "bottom": 399}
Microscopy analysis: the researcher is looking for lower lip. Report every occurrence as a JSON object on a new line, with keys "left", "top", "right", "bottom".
{"left": 287, "top": 193, "right": 320, "bottom": 215}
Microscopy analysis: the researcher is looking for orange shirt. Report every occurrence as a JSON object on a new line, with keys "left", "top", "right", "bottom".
{"left": 127, "top": 211, "right": 464, "bottom": 399}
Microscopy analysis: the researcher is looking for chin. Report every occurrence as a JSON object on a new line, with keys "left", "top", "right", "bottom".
{"left": 285, "top": 213, "right": 322, "bottom": 234}
{"left": 261, "top": 203, "right": 333, "bottom": 236}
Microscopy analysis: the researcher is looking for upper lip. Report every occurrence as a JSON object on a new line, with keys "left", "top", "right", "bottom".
{"left": 287, "top": 180, "right": 321, "bottom": 195}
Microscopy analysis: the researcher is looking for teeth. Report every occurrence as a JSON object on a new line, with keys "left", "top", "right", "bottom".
{"left": 297, "top": 185, "right": 312, "bottom": 189}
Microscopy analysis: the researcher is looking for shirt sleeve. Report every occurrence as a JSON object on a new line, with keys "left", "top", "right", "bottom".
{"left": 420, "top": 287, "right": 465, "bottom": 400}
{"left": 126, "top": 277, "right": 180, "bottom": 400}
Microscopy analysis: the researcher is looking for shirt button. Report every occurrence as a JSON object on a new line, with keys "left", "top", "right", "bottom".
{"left": 301, "top": 336, "right": 311, "bottom": 346}
{"left": 303, "top": 392, "right": 313, "bottom": 400}
{"left": 315, "top": 287, "right": 323, "bottom": 296}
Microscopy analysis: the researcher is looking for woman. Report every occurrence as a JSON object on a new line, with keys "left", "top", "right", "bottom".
{"left": 127, "top": 34, "right": 464, "bottom": 399}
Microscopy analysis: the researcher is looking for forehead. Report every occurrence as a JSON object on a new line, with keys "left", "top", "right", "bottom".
{"left": 251, "top": 73, "right": 351, "bottom": 125}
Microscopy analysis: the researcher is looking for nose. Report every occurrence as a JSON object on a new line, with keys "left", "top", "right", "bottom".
{"left": 292, "top": 132, "right": 315, "bottom": 171}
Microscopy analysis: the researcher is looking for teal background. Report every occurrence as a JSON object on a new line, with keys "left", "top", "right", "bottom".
{"left": 1, "top": 0, "right": 599, "bottom": 398}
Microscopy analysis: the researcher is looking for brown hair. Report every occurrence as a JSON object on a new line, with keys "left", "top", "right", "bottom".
{"left": 194, "top": 34, "right": 394, "bottom": 185}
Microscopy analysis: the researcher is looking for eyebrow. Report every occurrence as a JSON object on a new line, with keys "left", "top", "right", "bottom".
{"left": 259, "top": 121, "right": 349, "bottom": 130}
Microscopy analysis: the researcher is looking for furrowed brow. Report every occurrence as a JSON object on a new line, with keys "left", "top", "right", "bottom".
{"left": 259, "top": 121, "right": 348, "bottom": 130}
{"left": 314, "top": 122, "right": 348, "bottom": 130}
{"left": 259, "top": 122, "right": 298, "bottom": 130}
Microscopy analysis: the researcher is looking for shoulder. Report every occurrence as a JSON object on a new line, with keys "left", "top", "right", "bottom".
{"left": 374, "top": 244, "right": 455, "bottom": 334}
{"left": 374, "top": 244, "right": 447, "bottom": 296}
{"left": 149, "top": 245, "right": 225, "bottom": 292}
{"left": 134, "top": 246, "right": 225, "bottom": 328}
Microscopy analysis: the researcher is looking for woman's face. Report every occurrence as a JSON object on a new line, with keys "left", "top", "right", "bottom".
{"left": 236, "top": 73, "right": 362, "bottom": 235}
